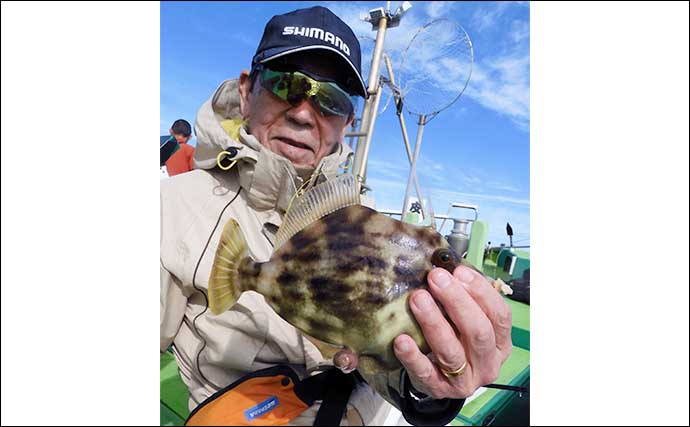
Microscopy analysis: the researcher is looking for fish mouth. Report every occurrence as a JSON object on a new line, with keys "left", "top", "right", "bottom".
{"left": 275, "top": 137, "right": 314, "bottom": 153}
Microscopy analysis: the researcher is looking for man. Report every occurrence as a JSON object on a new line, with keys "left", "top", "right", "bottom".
{"left": 160, "top": 6, "right": 512, "bottom": 425}
{"left": 163, "top": 119, "right": 195, "bottom": 176}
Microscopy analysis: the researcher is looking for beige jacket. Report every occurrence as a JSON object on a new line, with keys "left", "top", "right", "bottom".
{"left": 160, "top": 79, "right": 393, "bottom": 425}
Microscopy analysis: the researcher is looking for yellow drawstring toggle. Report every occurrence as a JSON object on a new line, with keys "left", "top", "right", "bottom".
{"left": 216, "top": 151, "right": 238, "bottom": 171}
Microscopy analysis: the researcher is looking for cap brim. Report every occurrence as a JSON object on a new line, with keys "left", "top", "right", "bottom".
{"left": 258, "top": 45, "right": 367, "bottom": 98}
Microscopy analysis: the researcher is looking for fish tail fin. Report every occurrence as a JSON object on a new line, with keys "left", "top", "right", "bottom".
{"left": 208, "top": 219, "right": 247, "bottom": 314}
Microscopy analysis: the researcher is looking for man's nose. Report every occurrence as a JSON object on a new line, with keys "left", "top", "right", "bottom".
{"left": 285, "top": 98, "right": 318, "bottom": 128}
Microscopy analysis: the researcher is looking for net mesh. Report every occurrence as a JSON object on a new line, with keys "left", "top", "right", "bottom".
{"left": 398, "top": 18, "right": 473, "bottom": 115}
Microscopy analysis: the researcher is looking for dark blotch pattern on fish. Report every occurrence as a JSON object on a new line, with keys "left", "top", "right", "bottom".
{"left": 249, "top": 262, "right": 262, "bottom": 277}
{"left": 278, "top": 302, "right": 297, "bottom": 319}
{"left": 323, "top": 210, "right": 366, "bottom": 238}
{"left": 309, "top": 277, "right": 353, "bottom": 296}
{"left": 284, "top": 288, "right": 305, "bottom": 303}
{"left": 327, "top": 239, "right": 360, "bottom": 252}
{"left": 308, "top": 318, "right": 339, "bottom": 336}
{"left": 392, "top": 254, "right": 428, "bottom": 291}
{"left": 364, "top": 292, "right": 387, "bottom": 306}
{"left": 363, "top": 256, "right": 387, "bottom": 271}
{"left": 333, "top": 254, "right": 388, "bottom": 275}
{"left": 291, "top": 232, "right": 319, "bottom": 251}
{"left": 307, "top": 276, "right": 364, "bottom": 321}
{"left": 296, "top": 250, "right": 321, "bottom": 263}
{"left": 239, "top": 259, "right": 262, "bottom": 278}
{"left": 309, "top": 276, "right": 334, "bottom": 289}
{"left": 317, "top": 296, "right": 362, "bottom": 323}
{"left": 415, "top": 228, "right": 433, "bottom": 244}
{"left": 393, "top": 264, "right": 425, "bottom": 278}
{"left": 277, "top": 271, "right": 298, "bottom": 286}
{"left": 335, "top": 262, "right": 359, "bottom": 275}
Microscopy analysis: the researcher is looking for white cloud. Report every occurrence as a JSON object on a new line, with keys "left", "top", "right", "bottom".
{"left": 510, "top": 19, "right": 530, "bottom": 44}
{"left": 426, "top": 1, "right": 455, "bottom": 19}
{"left": 367, "top": 158, "right": 409, "bottom": 181}
{"left": 365, "top": 177, "right": 408, "bottom": 211}
{"left": 486, "top": 181, "right": 522, "bottom": 192}
{"left": 471, "top": 2, "right": 511, "bottom": 33}
{"left": 465, "top": 54, "right": 530, "bottom": 130}
{"left": 431, "top": 188, "right": 530, "bottom": 207}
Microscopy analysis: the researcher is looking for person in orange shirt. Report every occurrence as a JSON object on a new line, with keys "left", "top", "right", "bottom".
{"left": 165, "top": 119, "right": 195, "bottom": 176}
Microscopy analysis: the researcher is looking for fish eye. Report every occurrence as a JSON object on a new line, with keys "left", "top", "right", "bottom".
{"left": 432, "top": 249, "right": 455, "bottom": 268}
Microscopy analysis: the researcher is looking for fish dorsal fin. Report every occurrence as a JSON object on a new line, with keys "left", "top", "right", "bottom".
{"left": 274, "top": 174, "right": 360, "bottom": 249}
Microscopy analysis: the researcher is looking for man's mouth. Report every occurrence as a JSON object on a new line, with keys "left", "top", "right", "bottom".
{"left": 276, "top": 137, "right": 313, "bottom": 153}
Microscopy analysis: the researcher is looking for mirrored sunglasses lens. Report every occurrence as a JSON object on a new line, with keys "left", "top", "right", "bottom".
{"left": 262, "top": 69, "right": 352, "bottom": 116}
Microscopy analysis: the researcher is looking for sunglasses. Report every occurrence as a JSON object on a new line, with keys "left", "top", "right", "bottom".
{"left": 257, "top": 67, "right": 355, "bottom": 117}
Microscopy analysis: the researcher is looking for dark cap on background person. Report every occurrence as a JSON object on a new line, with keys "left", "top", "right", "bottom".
{"left": 251, "top": 6, "right": 367, "bottom": 97}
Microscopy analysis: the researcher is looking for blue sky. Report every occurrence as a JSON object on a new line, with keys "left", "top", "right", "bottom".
{"left": 161, "top": 1, "right": 530, "bottom": 248}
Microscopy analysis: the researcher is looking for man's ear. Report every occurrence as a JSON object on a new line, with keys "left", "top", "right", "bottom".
{"left": 238, "top": 70, "right": 253, "bottom": 120}
{"left": 340, "top": 113, "right": 355, "bottom": 140}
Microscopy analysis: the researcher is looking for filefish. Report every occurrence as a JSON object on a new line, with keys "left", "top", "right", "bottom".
{"left": 208, "top": 174, "right": 509, "bottom": 372}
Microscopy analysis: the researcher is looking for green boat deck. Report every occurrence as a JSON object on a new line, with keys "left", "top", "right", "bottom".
{"left": 452, "top": 297, "right": 530, "bottom": 426}
{"left": 160, "top": 351, "right": 190, "bottom": 425}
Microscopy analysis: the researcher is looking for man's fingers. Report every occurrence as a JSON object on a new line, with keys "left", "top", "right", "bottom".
{"left": 393, "top": 334, "right": 451, "bottom": 398}
{"left": 409, "top": 289, "right": 467, "bottom": 372}
{"left": 427, "top": 269, "right": 496, "bottom": 362}
{"left": 453, "top": 265, "right": 513, "bottom": 358}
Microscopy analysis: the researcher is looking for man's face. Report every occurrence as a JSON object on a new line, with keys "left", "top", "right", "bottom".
{"left": 238, "top": 54, "right": 355, "bottom": 168}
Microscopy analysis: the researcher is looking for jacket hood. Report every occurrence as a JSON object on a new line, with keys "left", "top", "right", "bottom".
{"left": 193, "top": 79, "right": 353, "bottom": 212}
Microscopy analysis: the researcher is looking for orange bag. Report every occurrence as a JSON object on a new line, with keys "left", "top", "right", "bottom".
{"left": 185, "top": 365, "right": 357, "bottom": 426}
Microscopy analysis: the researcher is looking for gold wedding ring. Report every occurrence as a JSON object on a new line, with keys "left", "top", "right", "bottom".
{"left": 438, "top": 361, "right": 467, "bottom": 378}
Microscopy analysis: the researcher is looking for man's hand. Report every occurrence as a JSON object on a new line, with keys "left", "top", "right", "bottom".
{"left": 393, "top": 265, "right": 513, "bottom": 399}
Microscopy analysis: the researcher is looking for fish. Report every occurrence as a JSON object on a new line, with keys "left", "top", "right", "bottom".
{"left": 207, "top": 174, "right": 509, "bottom": 372}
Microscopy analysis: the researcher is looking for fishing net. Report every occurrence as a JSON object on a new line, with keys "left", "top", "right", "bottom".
{"left": 398, "top": 18, "right": 473, "bottom": 116}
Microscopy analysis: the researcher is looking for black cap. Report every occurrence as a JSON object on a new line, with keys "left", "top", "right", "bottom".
{"left": 251, "top": 6, "right": 367, "bottom": 97}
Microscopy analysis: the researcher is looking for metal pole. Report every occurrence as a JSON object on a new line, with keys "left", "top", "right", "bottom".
{"left": 383, "top": 55, "right": 413, "bottom": 163}
{"left": 352, "top": 15, "right": 388, "bottom": 193}
{"left": 401, "top": 114, "right": 428, "bottom": 222}
{"left": 358, "top": 85, "right": 383, "bottom": 185}
{"left": 384, "top": 55, "right": 428, "bottom": 220}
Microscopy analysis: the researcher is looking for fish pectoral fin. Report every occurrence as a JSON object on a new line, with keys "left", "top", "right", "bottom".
{"left": 208, "top": 218, "right": 248, "bottom": 315}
